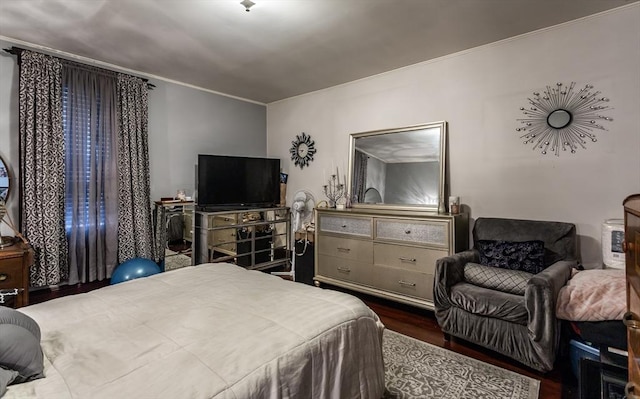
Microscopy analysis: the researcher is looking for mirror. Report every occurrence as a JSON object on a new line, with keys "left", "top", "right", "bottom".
{"left": 547, "top": 109, "right": 572, "bottom": 129}
{"left": 0, "top": 155, "right": 9, "bottom": 203}
{"left": 348, "top": 121, "right": 447, "bottom": 212}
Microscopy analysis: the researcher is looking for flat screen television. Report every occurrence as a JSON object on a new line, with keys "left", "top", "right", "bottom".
{"left": 197, "top": 154, "right": 281, "bottom": 210}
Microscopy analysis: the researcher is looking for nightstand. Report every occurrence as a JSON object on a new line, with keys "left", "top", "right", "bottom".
{"left": 0, "top": 240, "right": 33, "bottom": 308}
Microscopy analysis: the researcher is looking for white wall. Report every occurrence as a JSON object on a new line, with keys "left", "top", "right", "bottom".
{"left": 0, "top": 38, "right": 267, "bottom": 236}
{"left": 266, "top": 4, "right": 640, "bottom": 268}
{"left": 148, "top": 81, "right": 266, "bottom": 201}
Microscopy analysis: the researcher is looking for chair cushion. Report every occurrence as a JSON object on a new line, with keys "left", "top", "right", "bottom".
{"left": 476, "top": 239, "right": 545, "bottom": 273}
{"left": 450, "top": 283, "right": 528, "bottom": 325}
{"left": 464, "top": 262, "right": 533, "bottom": 295}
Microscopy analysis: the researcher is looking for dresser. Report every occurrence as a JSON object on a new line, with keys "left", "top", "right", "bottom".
{"left": 623, "top": 194, "right": 640, "bottom": 397}
{"left": 314, "top": 208, "right": 468, "bottom": 310}
{"left": 194, "top": 207, "right": 291, "bottom": 271}
{"left": 0, "top": 240, "right": 33, "bottom": 308}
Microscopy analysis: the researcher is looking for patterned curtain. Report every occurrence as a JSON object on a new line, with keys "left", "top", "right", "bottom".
{"left": 18, "top": 50, "right": 68, "bottom": 287}
{"left": 63, "top": 63, "right": 119, "bottom": 284}
{"left": 352, "top": 150, "right": 368, "bottom": 204}
{"left": 116, "top": 74, "right": 154, "bottom": 262}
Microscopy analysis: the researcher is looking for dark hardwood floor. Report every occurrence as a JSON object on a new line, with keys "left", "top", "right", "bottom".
{"left": 360, "top": 293, "right": 577, "bottom": 399}
{"left": 29, "top": 276, "right": 578, "bottom": 399}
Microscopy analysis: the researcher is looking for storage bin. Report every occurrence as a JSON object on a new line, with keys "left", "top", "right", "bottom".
{"left": 569, "top": 339, "right": 600, "bottom": 379}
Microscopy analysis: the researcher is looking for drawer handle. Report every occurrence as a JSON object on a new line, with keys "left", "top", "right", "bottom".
{"left": 398, "top": 280, "right": 416, "bottom": 287}
{"left": 404, "top": 229, "right": 411, "bottom": 234}
{"left": 337, "top": 267, "right": 351, "bottom": 273}
{"left": 337, "top": 247, "right": 351, "bottom": 253}
{"left": 624, "top": 311, "right": 640, "bottom": 330}
{"left": 0, "top": 274, "right": 7, "bottom": 281}
{"left": 398, "top": 257, "right": 417, "bottom": 263}
{"left": 341, "top": 224, "right": 347, "bottom": 228}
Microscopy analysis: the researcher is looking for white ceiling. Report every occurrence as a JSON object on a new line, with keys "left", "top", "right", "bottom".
{"left": 0, "top": 0, "right": 635, "bottom": 104}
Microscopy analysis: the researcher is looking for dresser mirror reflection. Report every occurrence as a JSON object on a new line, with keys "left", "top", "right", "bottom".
{"left": 348, "top": 121, "right": 447, "bottom": 212}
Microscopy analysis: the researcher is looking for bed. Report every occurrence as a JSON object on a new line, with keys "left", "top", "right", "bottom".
{"left": 2, "top": 263, "right": 385, "bottom": 398}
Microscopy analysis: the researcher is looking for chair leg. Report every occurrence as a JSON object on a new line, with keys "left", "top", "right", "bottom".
{"left": 443, "top": 332, "right": 451, "bottom": 341}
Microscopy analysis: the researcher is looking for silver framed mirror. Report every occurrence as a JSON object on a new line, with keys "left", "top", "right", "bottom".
{"left": 348, "top": 121, "right": 447, "bottom": 212}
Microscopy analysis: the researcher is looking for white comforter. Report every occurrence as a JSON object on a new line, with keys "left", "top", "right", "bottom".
{"left": 5, "top": 263, "right": 385, "bottom": 399}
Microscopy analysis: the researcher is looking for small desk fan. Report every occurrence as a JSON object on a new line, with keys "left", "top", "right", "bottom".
{"left": 291, "top": 190, "right": 315, "bottom": 233}
{"left": 272, "top": 190, "right": 315, "bottom": 280}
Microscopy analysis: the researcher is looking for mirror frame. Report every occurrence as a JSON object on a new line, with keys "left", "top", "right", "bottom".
{"left": 0, "top": 154, "right": 10, "bottom": 204}
{"left": 348, "top": 121, "right": 447, "bottom": 212}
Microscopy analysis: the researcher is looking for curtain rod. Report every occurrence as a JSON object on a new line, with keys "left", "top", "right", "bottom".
{"left": 2, "top": 46, "right": 155, "bottom": 89}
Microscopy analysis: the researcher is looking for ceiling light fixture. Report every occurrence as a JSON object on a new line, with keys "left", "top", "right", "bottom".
{"left": 240, "top": 0, "right": 255, "bottom": 12}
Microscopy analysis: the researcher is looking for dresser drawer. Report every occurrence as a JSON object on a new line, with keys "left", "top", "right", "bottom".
{"left": 0, "top": 257, "right": 25, "bottom": 290}
{"left": 317, "top": 235, "right": 373, "bottom": 263}
{"left": 210, "top": 228, "right": 237, "bottom": 253}
{"left": 319, "top": 215, "right": 372, "bottom": 238}
{"left": 372, "top": 265, "right": 433, "bottom": 301}
{"left": 373, "top": 242, "right": 447, "bottom": 274}
{"left": 212, "top": 214, "right": 238, "bottom": 227}
{"left": 375, "top": 218, "right": 449, "bottom": 247}
{"left": 317, "top": 254, "right": 372, "bottom": 286}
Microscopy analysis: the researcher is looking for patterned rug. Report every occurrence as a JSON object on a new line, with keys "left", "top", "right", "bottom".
{"left": 383, "top": 330, "right": 540, "bottom": 399}
{"left": 164, "top": 249, "right": 192, "bottom": 271}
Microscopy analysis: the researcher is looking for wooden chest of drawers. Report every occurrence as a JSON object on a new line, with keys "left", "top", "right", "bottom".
{"left": 315, "top": 209, "right": 468, "bottom": 310}
{"left": 0, "top": 241, "right": 33, "bottom": 308}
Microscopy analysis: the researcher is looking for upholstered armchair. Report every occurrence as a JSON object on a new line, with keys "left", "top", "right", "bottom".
{"left": 433, "top": 217, "right": 577, "bottom": 372}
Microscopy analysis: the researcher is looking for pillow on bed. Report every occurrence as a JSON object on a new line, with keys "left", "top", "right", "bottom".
{"left": 476, "top": 239, "right": 545, "bottom": 274}
{"left": 0, "top": 307, "right": 45, "bottom": 384}
{"left": 0, "top": 367, "right": 19, "bottom": 396}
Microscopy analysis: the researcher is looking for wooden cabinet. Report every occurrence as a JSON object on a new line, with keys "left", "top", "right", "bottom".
{"left": 0, "top": 241, "right": 33, "bottom": 308}
{"left": 623, "top": 194, "right": 640, "bottom": 396}
{"left": 194, "top": 207, "right": 290, "bottom": 272}
{"left": 314, "top": 208, "right": 468, "bottom": 310}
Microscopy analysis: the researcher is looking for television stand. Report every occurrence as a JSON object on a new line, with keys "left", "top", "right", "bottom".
{"left": 193, "top": 206, "right": 290, "bottom": 272}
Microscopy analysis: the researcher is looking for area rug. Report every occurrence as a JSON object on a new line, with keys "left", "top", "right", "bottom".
{"left": 164, "top": 249, "right": 192, "bottom": 271}
{"left": 382, "top": 330, "right": 540, "bottom": 399}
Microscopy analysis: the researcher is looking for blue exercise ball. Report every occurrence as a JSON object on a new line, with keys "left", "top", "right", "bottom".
{"left": 110, "top": 258, "right": 161, "bottom": 285}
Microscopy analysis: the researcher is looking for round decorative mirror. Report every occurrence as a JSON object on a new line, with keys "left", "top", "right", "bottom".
{"left": 0, "top": 155, "right": 15, "bottom": 248}
{"left": 0, "top": 155, "right": 10, "bottom": 203}
{"left": 547, "top": 109, "right": 572, "bottom": 129}
{"left": 516, "top": 82, "right": 613, "bottom": 156}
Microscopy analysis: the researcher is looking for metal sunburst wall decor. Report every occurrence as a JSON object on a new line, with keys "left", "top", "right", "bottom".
{"left": 516, "top": 82, "right": 613, "bottom": 156}
{"left": 290, "top": 132, "right": 316, "bottom": 169}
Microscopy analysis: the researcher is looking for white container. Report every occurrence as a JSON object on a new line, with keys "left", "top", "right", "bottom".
{"left": 602, "top": 219, "right": 625, "bottom": 269}
{"left": 449, "top": 196, "right": 460, "bottom": 214}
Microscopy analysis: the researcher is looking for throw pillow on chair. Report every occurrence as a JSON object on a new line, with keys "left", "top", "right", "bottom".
{"left": 476, "top": 239, "right": 545, "bottom": 274}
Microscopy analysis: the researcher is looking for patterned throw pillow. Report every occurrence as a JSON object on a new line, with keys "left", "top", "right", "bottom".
{"left": 464, "top": 262, "right": 534, "bottom": 295}
{"left": 476, "top": 239, "right": 545, "bottom": 274}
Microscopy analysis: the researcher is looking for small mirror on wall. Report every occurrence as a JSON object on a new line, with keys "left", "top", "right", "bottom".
{"left": 348, "top": 121, "right": 447, "bottom": 212}
{"left": 0, "top": 155, "right": 10, "bottom": 203}
{"left": 0, "top": 155, "right": 16, "bottom": 248}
